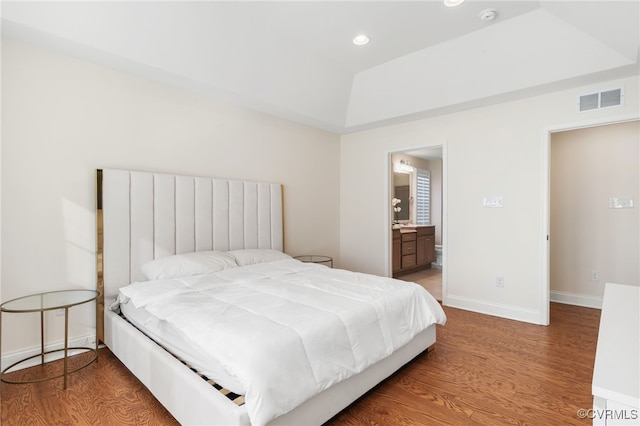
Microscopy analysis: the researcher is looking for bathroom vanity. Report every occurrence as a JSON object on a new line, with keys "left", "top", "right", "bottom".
{"left": 392, "top": 225, "right": 436, "bottom": 277}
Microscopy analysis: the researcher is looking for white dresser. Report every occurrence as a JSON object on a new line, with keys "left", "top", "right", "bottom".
{"left": 592, "top": 283, "right": 639, "bottom": 425}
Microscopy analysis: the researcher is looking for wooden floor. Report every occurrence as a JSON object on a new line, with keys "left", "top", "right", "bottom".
{"left": 1, "top": 303, "right": 600, "bottom": 425}
{"left": 397, "top": 268, "right": 442, "bottom": 301}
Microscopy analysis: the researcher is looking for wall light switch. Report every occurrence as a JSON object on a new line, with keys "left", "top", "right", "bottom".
{"left": 609, "top": 197, "right": 634, "bottom": 209}
{"left": 483, "top": 196, "right": 504, "bottom": 208}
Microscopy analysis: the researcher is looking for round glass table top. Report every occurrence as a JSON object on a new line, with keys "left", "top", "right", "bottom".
{"left": 295, "top": 255, "right": 332, "bottom": 263}
{"left": 294, "top": 255, "right": 333, "bottom": 267}
{"left": 1, "top": 289, "right": 99, "bottom": 313}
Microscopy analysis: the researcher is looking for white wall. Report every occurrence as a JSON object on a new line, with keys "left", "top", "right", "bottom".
{"left": 340, "top": 75, "right": 639, "bottom": 325}
{"left": 550, "top": 121, "right": 639, "bottom": 307}
{"left": 1, "top": 38, "right": 340, "bottom": 356}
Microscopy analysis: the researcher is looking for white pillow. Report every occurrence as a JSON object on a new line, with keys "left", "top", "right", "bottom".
{"left": 141, "top": 251, "right": 238, "bottom": 281}
{"left": 227, "top": 249, "right": 292, "bottom": 266}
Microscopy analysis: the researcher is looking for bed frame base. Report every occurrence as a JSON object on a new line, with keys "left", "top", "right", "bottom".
{"left": 105, "top": 305, "right": 436, "bottom": 425}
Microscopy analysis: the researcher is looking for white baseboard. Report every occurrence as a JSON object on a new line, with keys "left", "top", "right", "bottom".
{"left": 550, "top": 291, "right": 602, "bottom": 309}
{"left": 445, "top": 295, "right": 544, "bottom": 325}
{"left": 1, "top": 334, "right": 97, "bottom": 372}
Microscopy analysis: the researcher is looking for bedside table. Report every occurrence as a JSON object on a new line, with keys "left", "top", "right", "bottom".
{"left": 0, "top": 289, "right": 99, "bottom": 389}
{"left": 294, "top": 255, "right": 333, "bottom": 268}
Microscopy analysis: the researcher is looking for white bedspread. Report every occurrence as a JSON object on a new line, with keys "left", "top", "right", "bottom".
{"left": 114, "top": 259, "right": 446, "bottom": 425}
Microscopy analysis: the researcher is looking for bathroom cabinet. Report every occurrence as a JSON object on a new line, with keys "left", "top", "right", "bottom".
{"left": 392, "top": 225, "right": 435, "bottom": 277}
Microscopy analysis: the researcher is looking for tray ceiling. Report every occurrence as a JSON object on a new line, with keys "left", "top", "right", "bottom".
{"left": 2, "top": 1, "right": 638, "bottom": 133}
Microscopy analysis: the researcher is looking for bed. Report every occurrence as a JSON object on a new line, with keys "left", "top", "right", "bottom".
{"left": 97, "top": 168, "right": 446, "bottom": 425}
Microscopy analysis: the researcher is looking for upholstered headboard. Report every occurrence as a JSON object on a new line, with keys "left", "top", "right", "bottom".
{"left": 96, "top": 168, "right": 283, "bottom": 339}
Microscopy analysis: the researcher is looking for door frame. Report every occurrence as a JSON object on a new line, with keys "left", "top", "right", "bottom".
{"left": 386, "top": 140, "right": 448, "bottom": 304}
{"left": 541, "top": 113, "right": 639, "bottom": 325}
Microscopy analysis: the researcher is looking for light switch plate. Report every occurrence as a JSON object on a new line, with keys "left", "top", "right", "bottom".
{"left": 609, "top": 197, "right": 634, "bottom": 209}
{"left": 483, "top": 196, "right": 504, "bottom": 208}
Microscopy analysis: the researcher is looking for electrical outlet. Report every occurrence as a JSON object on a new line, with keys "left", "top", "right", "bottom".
{"left": 591, "top": 271, "right": 600, "bottom": 283}
{"left": 496, "top": 276, "right": 504, "bottom": 288}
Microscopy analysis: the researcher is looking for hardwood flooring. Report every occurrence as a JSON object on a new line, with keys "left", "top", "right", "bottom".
{"left": 328, "top": 303, "right": 600, "bottom": 426}
{"left": 1, "top": 349, "right": 176, "bottom": 425}
{"left": 397, "top": 268, "right": 442, "bottom": 301}
{"left": 1, "top": 303, "right": 600, "bottom": 425}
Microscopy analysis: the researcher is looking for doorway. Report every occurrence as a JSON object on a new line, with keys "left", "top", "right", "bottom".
{"left": 548, "top": 120, "right": 639, "bottom": 311}
{"left": 389, "top": 146, "right": 446, "bottom": 302}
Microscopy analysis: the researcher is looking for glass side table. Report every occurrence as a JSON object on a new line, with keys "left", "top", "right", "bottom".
{"left": 294, "top": 255, "right": 333, "bottom": 268}
{"left": 0, "top": 289, "right": 99, "bottom": 389}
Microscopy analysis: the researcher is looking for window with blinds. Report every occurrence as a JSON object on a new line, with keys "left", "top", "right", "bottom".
{"left": 415, "top": 169, "right": 430, "bottom": 225}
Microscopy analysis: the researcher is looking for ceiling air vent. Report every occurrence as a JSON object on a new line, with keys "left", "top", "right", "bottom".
{"left": 578, "top": 88, "right": 623, "bottom": 112}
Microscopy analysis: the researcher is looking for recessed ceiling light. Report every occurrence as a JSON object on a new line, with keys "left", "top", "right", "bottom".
{"left": 444, "top": 0, "right": 464, "bottom": 7}
{"left": 353, "top": 34, "right": 370, "bottom": 46}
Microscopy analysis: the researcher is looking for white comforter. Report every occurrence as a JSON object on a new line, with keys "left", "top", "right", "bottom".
{"left": 114, "top": 259, "right": 446, "bottom": 425}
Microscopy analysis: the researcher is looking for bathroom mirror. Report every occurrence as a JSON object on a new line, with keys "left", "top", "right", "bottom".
{"left": 393, "top": 172, "right": 411, "bottom": 222}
